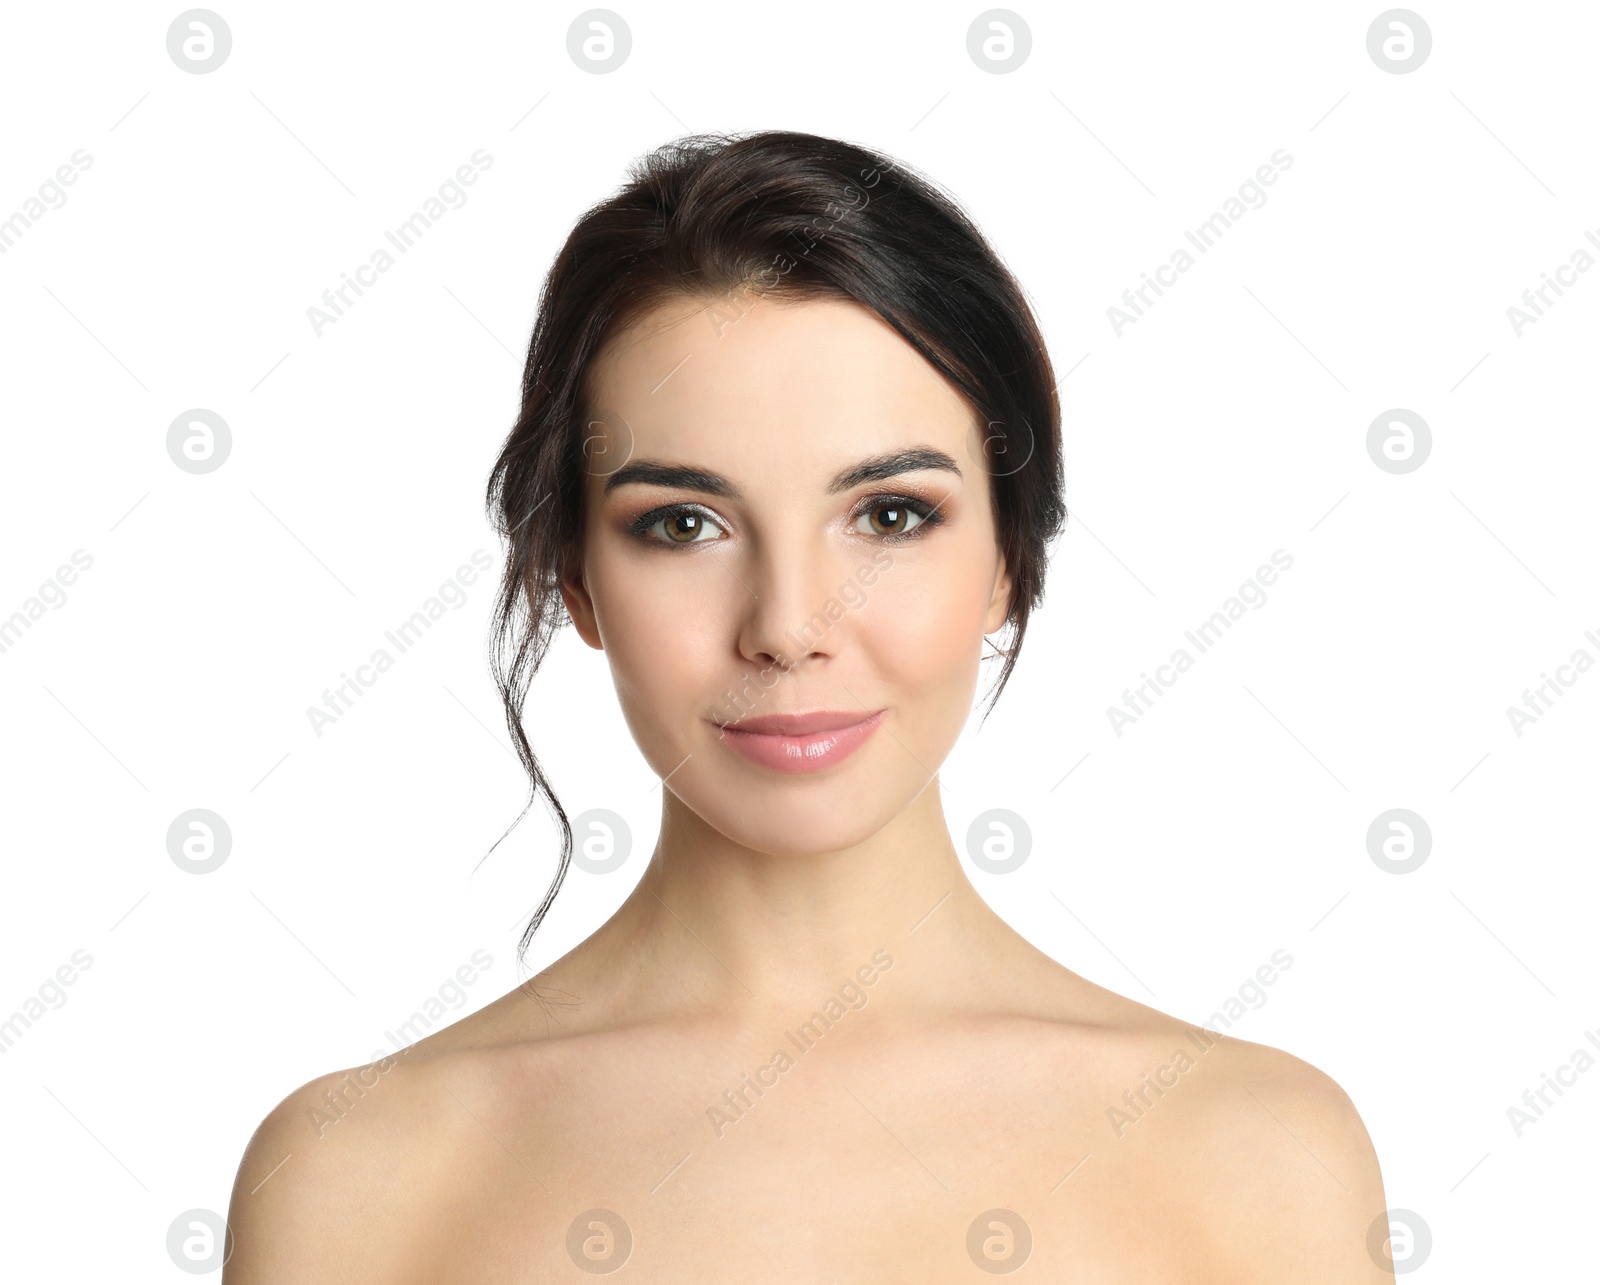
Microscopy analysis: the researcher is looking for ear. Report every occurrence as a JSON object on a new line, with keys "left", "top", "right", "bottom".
{"left": 558, "top": 566, "right": 604, "bottom": 651}
{"left": 983, "top": 556, "right": 1014, "bottom": 636}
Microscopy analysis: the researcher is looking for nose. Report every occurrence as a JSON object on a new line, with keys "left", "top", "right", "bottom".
{"left": 734, "top": 535, "right": 843, "bottom": 673}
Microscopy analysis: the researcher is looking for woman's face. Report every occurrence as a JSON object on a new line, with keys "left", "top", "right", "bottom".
{"left": 562, "top": 293, "right": 1014, "bottom": 854}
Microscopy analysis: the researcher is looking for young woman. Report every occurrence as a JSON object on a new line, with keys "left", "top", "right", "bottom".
{"left": 226, "top": 131, "right": 1390, "bottom": 1282}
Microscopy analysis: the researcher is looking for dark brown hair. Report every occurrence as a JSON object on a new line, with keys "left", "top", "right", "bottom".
{"left": 485, "top": 130, "right": 1066, "bottom": 966}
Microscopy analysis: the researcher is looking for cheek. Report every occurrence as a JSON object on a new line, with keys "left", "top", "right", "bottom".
{"left": 587, "top": 549, "right": 724, "bottom": 710}
{"left": 857, "top": 547, "right": 992, "bottom": 684}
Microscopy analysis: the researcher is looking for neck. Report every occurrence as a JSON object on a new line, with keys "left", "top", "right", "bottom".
{"left": 546, "top": 779, "right": 1035, "bottom": 1029}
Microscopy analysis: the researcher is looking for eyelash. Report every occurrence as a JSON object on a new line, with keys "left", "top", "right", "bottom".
{"left": 626, "top": 493, "right": 946, "bottom": 549}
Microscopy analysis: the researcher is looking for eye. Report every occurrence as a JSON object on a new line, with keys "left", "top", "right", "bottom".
{"left": 852, "top": 496, "right": 939, "bottom": 540}
{"left": 633, "top": 504, "right": 728, "bottom": 546}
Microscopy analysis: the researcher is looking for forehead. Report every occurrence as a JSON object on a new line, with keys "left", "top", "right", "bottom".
{"left": 585, "top": 294, "right": 978, "bottom": 482}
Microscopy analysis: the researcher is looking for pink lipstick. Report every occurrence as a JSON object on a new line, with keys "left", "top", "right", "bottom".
{"left": 714, "top": 708, "right": 886, "bottom": 773}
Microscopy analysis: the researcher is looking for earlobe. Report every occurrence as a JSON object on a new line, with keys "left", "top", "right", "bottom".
{"left": 983, "top": 562, "right": 1014, "bottom": 636}
{"left": 558, "top": 571, "right": 604, "bottom": 651}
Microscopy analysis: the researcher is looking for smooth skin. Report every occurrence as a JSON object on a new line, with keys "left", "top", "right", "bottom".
{"left": 224, "top": 295, "right": 1393, "bottom": 1282}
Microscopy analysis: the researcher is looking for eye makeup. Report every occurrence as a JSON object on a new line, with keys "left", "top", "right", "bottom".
{"left": 623, "top": 490, "right": 949, "bottom": 549}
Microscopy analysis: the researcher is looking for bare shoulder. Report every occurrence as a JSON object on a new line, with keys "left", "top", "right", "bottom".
{"left": 1120, "top": 1015, "right": 1391, "bottom": 1284}
{"left": 222, "top": 1050, "right": 478, "bottom": 1284}
{"left": 1004, "top": 962, "right": 1390, "bottom": 1282}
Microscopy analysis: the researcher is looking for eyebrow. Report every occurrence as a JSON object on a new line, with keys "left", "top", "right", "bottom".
{"left": 602, "top": 446, "right": 963, "bottom": 499}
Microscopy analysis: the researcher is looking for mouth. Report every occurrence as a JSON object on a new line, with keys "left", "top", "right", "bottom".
{"left": 712, "top": 708, "right": 887, "bottom": 773}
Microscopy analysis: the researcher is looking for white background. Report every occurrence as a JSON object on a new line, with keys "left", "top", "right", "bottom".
{"left": 1, "top": 0, "right": 1595, "bottom": 1278}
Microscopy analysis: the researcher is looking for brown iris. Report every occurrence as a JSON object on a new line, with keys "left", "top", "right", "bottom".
{"left": 862, "top": 504, "right": 912, "bottom": 536}
{"left": 663, "top": 512, "right": 705, "bottom": 543}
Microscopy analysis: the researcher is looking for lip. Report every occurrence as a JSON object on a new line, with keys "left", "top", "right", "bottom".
{"left": 713, "top": 708, "right": 887, "bottom": 773}
{"left": 719, "top": 709, "right": 878, "bottom": 736}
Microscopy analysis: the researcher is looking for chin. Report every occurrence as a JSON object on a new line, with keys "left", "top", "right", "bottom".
{"left": 679, "top": 776, "right": 908, "bottom": 856}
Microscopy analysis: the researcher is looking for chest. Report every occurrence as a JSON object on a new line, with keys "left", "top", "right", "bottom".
{"left": 406, "top": 1059, "right": 1206, "bottom": 1284}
